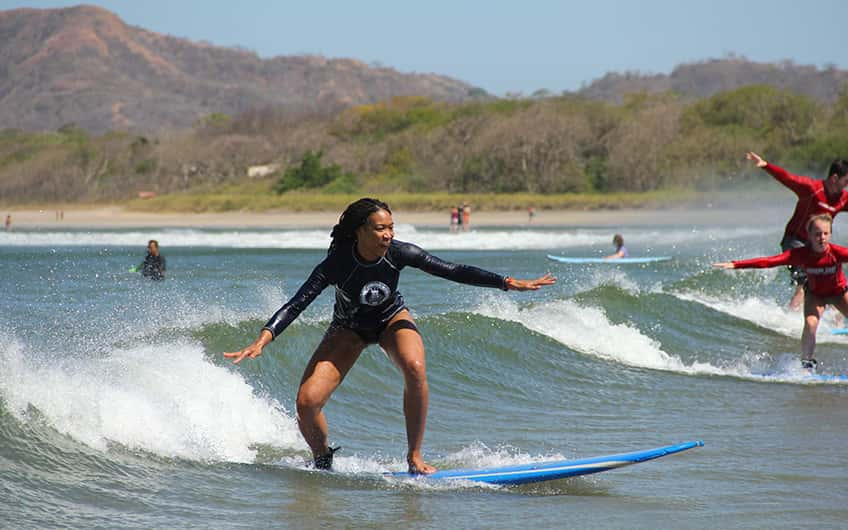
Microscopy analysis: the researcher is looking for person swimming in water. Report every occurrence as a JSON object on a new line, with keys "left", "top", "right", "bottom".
{"left": 134, "top": 240, "right": 166, "bottom": 281}
{"left": 224, "top": 198, "right": 556, "bottom": 474}
{"left": 604, "top": 234, "right": 628, "bottom": 259}
{"left": 713, "top": 214, "right": 848, "bottom": 371}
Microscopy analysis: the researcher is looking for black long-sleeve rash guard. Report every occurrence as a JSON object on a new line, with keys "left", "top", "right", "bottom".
{"left": 262, "top": 239, "right": 508, "bottom": 339}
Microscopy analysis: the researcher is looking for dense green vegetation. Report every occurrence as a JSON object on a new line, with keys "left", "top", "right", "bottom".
{"left": 2, "top": 84, "right": 847, "bottom": 209}
{"left": 273, "top": 150, "right": 357, "bottom": 194}
{"left": 123, "top": 187, "right": 705, "bottom": 213}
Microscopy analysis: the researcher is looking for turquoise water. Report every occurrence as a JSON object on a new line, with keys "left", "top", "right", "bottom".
{"left": 2, "top": 222, "right": 847, "bottom": 528}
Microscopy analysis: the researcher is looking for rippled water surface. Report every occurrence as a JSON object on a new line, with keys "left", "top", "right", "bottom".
{"left": 2, "top": 220, "right": 847, "bottom": 528}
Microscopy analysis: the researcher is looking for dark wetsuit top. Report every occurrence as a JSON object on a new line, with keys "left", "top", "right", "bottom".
{"left": 141, "top": 253, "right": 166, "bottom": 281}
{"left": 263, "top": 239, "right": 508, "bottom": 340}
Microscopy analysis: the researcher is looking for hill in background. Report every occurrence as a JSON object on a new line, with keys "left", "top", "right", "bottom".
{"left": 577, "top": 55, "right": 848, "bottom": 103}
{"left": 0, "top": 5, "right": 482, "bottom": 133}
{"left": 2, "top": 5, "right": 848, "bottom": 207}
{"left": 3, "top": 5, "right": 847, "bottom": 134}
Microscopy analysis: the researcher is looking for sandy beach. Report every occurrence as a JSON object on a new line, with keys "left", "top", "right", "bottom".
{"left": 3, "top": 204, "right": 787, "bottom": 229}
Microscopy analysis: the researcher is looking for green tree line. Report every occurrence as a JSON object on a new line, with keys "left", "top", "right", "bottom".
{"left": 1, "top": 85, "right": 848, "bottom": 204}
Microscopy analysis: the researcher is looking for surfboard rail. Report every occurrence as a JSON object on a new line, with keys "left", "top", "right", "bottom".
{"left": 546, "top": 255, "right": 672, "bottom": 264}
{"left": 389, "top": 440, "right": 704, "bottom": 485}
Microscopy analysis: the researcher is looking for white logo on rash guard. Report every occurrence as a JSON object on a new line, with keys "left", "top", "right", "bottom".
{"left": 360, "top": 281, "right": 391, "bottom": 306}
{"left": 807, "top": 266, "right": 837, "bottom": 275}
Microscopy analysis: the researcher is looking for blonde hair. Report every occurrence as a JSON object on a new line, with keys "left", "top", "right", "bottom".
{"left": 806, "top": 213, "right": 833, "bottom": 236}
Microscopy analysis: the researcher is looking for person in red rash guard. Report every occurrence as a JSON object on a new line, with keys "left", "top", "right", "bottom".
{"left": 746, "top": 152, "right": 848, "bottom": 310}
{"left": 714, "top": 214, "right": 848, "bottom": 371}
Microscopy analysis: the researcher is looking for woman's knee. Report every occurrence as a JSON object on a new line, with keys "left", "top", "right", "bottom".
{"left": 296, "top": 384, "right": 327, "bottom": 414}
{"left": 398, "top": 356, "right": 427, "bottom": 386}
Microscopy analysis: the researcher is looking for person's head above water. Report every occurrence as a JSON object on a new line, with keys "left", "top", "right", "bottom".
{"left": 147, "top": 239, "right": 159, "bottom": 256}
{"left": 613, "top": 234, "right": 624, "bottom": 249}
{"left": 806, "top": 213, "right": 833, "bottom": 253}
{"left": 329, "top": 198, "right": 393, "bottom": 259}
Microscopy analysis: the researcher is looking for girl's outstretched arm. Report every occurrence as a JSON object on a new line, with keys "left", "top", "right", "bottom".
{"left": 504, "top": 273, "right": 557, "bottom": 291}
{"left": 745, "top": 151, "right": 767, "bottom": 168}
{"left": 224, "top": 329, "right": 273, "bottom": 364}
{"left": 731, "top": 251, "right": 793, "bottom": 269}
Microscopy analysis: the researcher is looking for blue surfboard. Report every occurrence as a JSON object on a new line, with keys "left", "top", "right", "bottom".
{"left": 753, "top": 371, "right": 848, "bottom": 383}
{"left": 546, "top": 255, "right": 672, "bottom": 264}
{"left": 809, "top": 373, "right": 848, "bottom": 382}
{"left": 831, "top": 328, "right": 848, "bottom": 335}
{"left": 389, "top": 440, "right": 703, "bottom": 485}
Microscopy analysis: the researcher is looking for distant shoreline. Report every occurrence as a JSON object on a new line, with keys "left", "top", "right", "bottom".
{"left": 3, "top": 205, "right": 789, "bottom": 229}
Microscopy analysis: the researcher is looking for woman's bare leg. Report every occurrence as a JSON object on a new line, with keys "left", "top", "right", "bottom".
{"left": 830, "top": 291, "right": 848, "bottom": 317}
{"left": 789, "top": 285, "right": 804, "bottom": 311}
{"left": 297, "top": 326, "right": 365, "bottom": 462}
{"left": 379, "top": 310, "right": 436, "bottom": 474}
{"left": 802, "top": 294, "right": 825, "bottom": 362}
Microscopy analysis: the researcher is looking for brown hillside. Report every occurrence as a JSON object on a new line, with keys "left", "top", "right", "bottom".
{"left": 0, "top": 5, "right": 481, "bottom": 133}
{"left": 578, "top": 56, "right": 848, "bottom": 103}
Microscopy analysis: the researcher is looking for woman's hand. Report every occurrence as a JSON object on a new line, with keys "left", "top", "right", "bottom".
{"left": 506, "top": 272, "right": 557, "bottom": 291}
{"left": 745, "top": 151, "right": 767, "bottom": 168}
{"left": 712, "top": 262, "right": 735, "bottom": 269}
{"left": 224, "top": 330, "right": 273, "bottom": 364}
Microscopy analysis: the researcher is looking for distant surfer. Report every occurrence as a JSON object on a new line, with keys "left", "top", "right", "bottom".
{"left": 224, "top": 198, "right": 556, "bottom": 474}
{"left": 133, "top": 239, "right": 166, "bottom": 280}
{"left": 605, "top": 234, "right": 628, "bottom": 260}
{"left": 713, "top": 214, "right": 848, "bottom": 371}
{"left": 746, "top": 152, "right": 848, "bottom": 309}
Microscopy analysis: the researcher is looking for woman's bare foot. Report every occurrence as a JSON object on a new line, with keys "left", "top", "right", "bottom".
{"left": 408, "top": 453, "right": 436, "bottom": 474}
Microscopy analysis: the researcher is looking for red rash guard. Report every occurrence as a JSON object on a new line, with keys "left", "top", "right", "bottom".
{"left": 733, "top": 244, "right": 848, "bottom": 297}
{"left": 765, "top": 162, "right": 848, "bottom": 241}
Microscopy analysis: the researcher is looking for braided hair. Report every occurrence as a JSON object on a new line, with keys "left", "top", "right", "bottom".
{"left": 328, "top": 198, "right": 391, "bottom": 254}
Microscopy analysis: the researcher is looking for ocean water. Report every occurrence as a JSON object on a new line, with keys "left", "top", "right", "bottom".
{"left": 2, "top": 221, "right": 848, "bottom": 528}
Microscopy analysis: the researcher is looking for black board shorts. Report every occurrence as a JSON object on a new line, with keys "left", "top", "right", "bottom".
{"left": 780, "top": 236, "right": 807, "bottom": 286}
{"left": 330, "top": 309, "right": 420, "bottom": 345}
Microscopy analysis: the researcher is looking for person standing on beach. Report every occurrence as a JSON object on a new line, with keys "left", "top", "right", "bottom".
{"left": 4, "top": 214, "right": 10, "bottom": 232}
{"left": 462, "top": 203, "right": 471, "bottom": 231}
{"left": 528, "top": 206, "right": 536, "bottom": 223}
{"left": 449, "top": 206, "right": 460, "bottom": 233}
{"left": 714, "top": 214, "right": 848, "bottom": 371}
{"left": 746, "top": 152, "right": 848, "bottom": 309}
{"left": 224, "top": 198, "right": 556, "bottom": 474}
{"left": 134, "top": 240, "right": 166, "bottom": 280}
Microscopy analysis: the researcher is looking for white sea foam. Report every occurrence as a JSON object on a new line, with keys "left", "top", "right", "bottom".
{"left": 0, "top": 225, "right": 774, "bottom": 250}
{"left": 474, "top": 296, "right": 720, "bottom": 373}
{"left": 672, "top": 291, "right": 848, "bottom": 343}
{"left": 472, "top": 294, "right": 847, "bottom": 383}
{"left": 0, "top": 337, "right": 305, "bottom": 462}
{"left": 585, "top": 268, "right": 641, "bottom": 295}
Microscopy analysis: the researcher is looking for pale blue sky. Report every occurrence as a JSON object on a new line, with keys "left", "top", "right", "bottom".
{"left": 6, "top": 0, "right": 848, "bottom": 94}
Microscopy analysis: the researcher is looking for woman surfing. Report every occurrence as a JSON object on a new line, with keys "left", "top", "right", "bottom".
{"left": 224, "top": 198, "right": 556, "bottom": 474}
